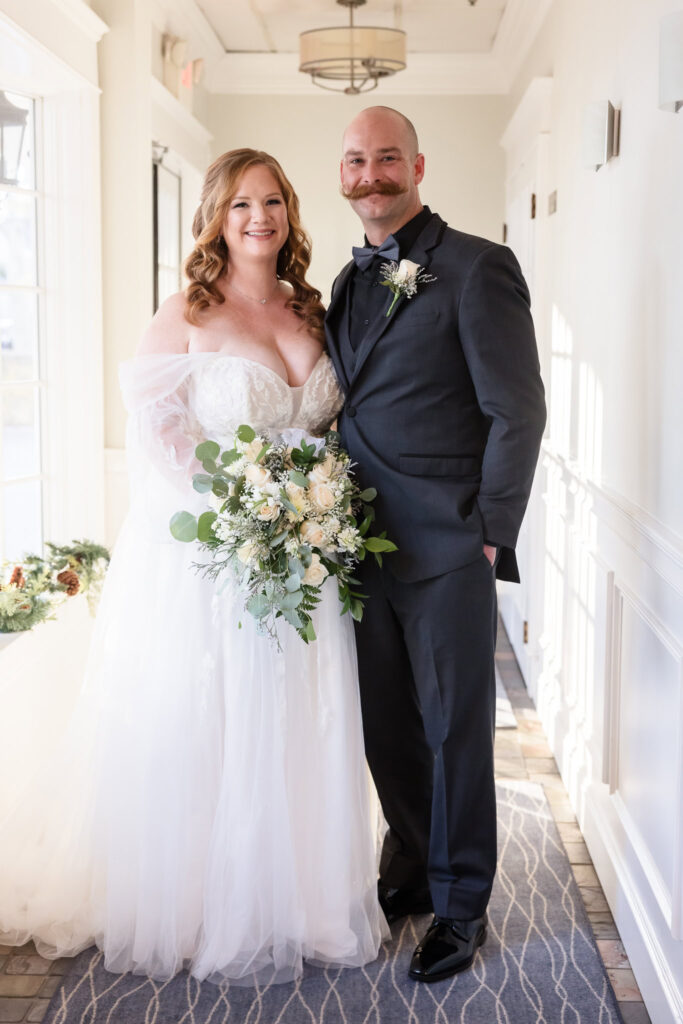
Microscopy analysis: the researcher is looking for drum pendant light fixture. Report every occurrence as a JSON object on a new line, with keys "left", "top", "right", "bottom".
{"left": 299, "top": 0, "right": 407, "bottom": 95}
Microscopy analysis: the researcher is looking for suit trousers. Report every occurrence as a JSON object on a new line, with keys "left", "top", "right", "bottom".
{"left": 355, "top": 552, "right": 499, "bottom": 921}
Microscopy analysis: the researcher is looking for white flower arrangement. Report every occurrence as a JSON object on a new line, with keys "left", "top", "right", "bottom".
{"left": 171, "top": 426, "right": 396, "bottom": 646}
{"left": 379, "top": 258, "right": 437, "bottom": 317}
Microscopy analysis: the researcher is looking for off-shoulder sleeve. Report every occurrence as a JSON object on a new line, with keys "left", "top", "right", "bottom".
{"left": 119, "top": 354, "right": 207, "bottom": 495}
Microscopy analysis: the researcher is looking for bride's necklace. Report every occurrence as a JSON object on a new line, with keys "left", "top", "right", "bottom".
{"left": 227, "top": 278, "right": 280, "bottom": 306}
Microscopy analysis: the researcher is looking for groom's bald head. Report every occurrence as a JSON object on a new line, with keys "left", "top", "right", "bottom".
{"left": 342, "top": 106, "right": 420, "bottom": 160}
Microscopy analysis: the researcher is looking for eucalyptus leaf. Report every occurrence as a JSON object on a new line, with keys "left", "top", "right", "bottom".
{"left": 195, "top": 440, "right": 220, "bottom": 462}
{"left": 281, "top": 607, "right": 302, "bottom": 629}
{"left": 212, "top": 477, "right": 230, "bottom": 498}
{"left": 285, "top": 574, "right": 301, "bottom": 593}
{"left": 197, "top": 511, "right": 217, "bottom": 542}
{"left": 202, "top": 458, "right": 218, "bottom": 474}
{"left": 247, "top": 593, "right": 271, "bottom": 620}
{"left": 288, "top": 469, "right": 310, "bottom": 489}
{"left": 280, "top": 590, "right": 304, "bottom": 610}
{"left": 221, "top": 448, "right": 240, "bottom": 465}
{"left": 236, "top": 424, "right": 256, "bottom": 443}
{"left": 358, "top": 488, "right": 377, "bottom": 502}
{"left": 169, "top": 511, "right": 198, "bottom": 543}
{"left": 279, "top": 490, "right": 300, "bottom": 516}
{"left": 192, "top": 474, "right": 213, "bottom": 494}
{"left": 287, "top": 557, "right": 305, "bottom": 578}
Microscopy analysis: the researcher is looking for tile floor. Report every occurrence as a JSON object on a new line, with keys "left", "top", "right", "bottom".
{"left": 0, "top": 623, "right": 652, "bottom": 1023}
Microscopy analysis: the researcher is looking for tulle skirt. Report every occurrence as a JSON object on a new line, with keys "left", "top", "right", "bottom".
{"left": 0, "top": 502, "right": 387, "bottom": 984}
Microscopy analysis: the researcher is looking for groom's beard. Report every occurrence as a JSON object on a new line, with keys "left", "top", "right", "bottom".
{"left": 340, "top": 181, "right": 409, "bottom": 200}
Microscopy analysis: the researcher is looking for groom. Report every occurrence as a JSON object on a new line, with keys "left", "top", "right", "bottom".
{"left": 324, "top": 107, "right": 546, "bottom": 982}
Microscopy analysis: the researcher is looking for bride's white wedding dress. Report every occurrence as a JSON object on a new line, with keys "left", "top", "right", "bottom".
{"left": 0, "top": 350, "right": 387, "bottom": 984}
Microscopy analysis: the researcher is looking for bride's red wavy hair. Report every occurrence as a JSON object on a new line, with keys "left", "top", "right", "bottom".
{"left": 184, "top": 149, "right": 325, "bottom": 342}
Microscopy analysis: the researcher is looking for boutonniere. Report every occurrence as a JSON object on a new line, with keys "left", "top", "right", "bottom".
{"left": 379, "top": 259, "right": 437, "bottom": 317}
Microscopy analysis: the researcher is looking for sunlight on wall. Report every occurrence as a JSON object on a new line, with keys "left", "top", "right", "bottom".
{"left": 577, "top": 361, "right": 603, "bottom": 484}
{"left": 549, "top": 304, "right": 573, "bottom": 456}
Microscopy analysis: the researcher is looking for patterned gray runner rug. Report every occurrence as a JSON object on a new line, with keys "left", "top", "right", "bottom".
{"left": 45, "top": 780, "right": 623, "bottom": 1024}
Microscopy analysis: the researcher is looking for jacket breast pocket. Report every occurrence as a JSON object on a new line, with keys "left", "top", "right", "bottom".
{"left": 399, "top": 454, "right": 481, "bottom": 477}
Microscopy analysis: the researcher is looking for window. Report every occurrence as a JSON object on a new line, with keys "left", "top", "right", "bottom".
{"left": 0, "top": 90, "right": 43, "bottom": 562}
{"left": 153, "top": 159, "right": 181, "bottom": 312}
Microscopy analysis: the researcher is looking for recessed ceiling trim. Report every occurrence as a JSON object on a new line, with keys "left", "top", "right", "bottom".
{"left": 207, "top": 51, "right": 509, "bottom": 96}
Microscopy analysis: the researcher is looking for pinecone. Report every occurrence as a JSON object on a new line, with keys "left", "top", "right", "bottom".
{"left": 9, "top": 566, "right": 25, "bottom": 588}
{"left": 57, "top": 569, "right": 80, "bottom": 596}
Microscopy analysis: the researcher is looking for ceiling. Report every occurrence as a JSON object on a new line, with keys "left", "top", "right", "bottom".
{"left": 195, "top": 0, "right": 510, "bottom": 56}
{"left": 157, "top": 0, "right": 553, "bottom": 95}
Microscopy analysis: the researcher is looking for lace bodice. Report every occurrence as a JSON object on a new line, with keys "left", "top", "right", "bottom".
{"left": 189, "top": 352, "right": 343, "bottom": 444}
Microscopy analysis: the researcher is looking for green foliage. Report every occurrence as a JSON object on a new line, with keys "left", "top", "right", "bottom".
{"left": 172, "top": 426, "right": 399, "bottom": 648}
{"left": 170, "top": 511, "right": 198, "bottom": 542}
{"left": 236, "top": 424, "right": 256, "bottom": 443}
{"left": 1, "top": 538, "right": 111, "bottom": 633}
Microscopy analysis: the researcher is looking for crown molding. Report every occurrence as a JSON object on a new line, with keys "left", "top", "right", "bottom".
{"left": 208, "top": 51, "right": 509, "bottom": 96}
{"left": 492, "top": 0, "right": 554, "bottom": 88}
{"left": 47, "top": 0, "right": 108, "bottom": 43}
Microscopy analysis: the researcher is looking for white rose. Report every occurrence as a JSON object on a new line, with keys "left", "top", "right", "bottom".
{"left": 236, "top": 540, "right": 258, "bottom": 565}
{"left": 395, "top": 258, "right": 421, "bottom": 283}
{"left": 243, "top": 438, "right": 265, "bottom": 462}
{"left": 285, "top": 480, "right": 308, "bottom": 517}
{"left": 303, "top": 553, "right": 329, "bottom": 587}
{"left": 257, "top": 501, "right": 280, "bottom": 521}
{"left": 245, "top": 463, "right": 271, "bottom": 487}
{"left": 309, "top": 482, "right": 336, "bottom": 512}
{"left": 299, "top": 520, "right": 325, "bottom": 547}
{"left": 309, "top": 454, "right": 338, "bottom": 483}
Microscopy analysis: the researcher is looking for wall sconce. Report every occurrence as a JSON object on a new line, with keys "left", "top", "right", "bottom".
{"left": 162, "top": 34, "right": 188, "bottom": 98}
{"left": 582, "top": 100, "right": 620, "bottom": 171}
{"left": 659, "top": 11, "right": 683, "bottom": 112}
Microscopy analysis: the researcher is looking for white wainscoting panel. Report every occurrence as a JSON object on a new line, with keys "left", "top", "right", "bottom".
{"left": 517, "top": 444, "right": 683, "bottom": 1024}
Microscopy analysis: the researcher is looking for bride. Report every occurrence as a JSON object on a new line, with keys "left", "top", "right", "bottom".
{"left": 0, "top": 149, "right": 387, "bottom": 984}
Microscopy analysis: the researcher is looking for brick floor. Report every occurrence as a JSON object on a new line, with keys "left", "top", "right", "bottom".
{"left": 0, "top": 621, "right": 652, "bottom": 1023}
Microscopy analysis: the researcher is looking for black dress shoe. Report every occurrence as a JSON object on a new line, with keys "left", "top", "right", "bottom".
{"left": 409, "top": 914, "right": 487, "bottom": 982}
{"left": 378, "top": 883, "right": 433, "bottom": 924}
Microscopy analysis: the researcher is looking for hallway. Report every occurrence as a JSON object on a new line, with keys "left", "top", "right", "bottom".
{"left": 0, "top": 622, "right": 652, "bottom": 1023}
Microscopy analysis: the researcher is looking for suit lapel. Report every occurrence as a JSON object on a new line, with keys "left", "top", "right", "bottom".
{"left": 324, "top": 260, "right": 355, "bottom": 393}
{"left": 350, "top": 213, "right": 447, "bottom": 386}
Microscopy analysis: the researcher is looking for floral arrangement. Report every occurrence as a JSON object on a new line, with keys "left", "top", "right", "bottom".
{"left": 380, "top": 258, "right": 437, "bottom": 316}
{"left": 0, "top": 539, "right": 110, "bottom": 633}
{"left": 170, "top": 426, "right": 396, "bottom": 645}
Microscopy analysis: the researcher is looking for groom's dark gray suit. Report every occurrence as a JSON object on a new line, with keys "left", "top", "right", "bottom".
{"left": 324, "top": 209, "right": 546, "bottom": 920}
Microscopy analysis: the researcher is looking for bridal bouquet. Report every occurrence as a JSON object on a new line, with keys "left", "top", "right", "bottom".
{"left": 170, "top": 426, "right": 396, "bottom": 644}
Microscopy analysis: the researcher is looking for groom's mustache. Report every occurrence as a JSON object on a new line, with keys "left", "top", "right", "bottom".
{"left": 340, "top": 181, "right": 409, "bottom": 200}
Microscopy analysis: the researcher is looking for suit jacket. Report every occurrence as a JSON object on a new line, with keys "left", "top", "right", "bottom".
{"left": 324, "top": 212, "right": 546, "bottom": 584}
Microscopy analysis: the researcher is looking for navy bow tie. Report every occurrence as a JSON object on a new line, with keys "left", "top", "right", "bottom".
{"left": 351, "top": 235, "right": 399, "bottom": 271}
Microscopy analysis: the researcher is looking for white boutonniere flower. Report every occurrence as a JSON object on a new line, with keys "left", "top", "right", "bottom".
{"left": 379, "top": 259, "right": 437, "bottom": 317}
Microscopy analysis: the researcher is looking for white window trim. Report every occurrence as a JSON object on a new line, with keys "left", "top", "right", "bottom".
{"left": 1, "top": 12, "right": 106, "bottom": 552}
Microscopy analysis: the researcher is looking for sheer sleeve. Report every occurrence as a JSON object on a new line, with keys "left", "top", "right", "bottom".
{"left": 119, "top": 354, "right": 207, "bottom": 497}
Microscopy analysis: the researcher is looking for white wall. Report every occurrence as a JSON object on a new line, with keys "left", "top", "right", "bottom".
{"left": 206, "top": 93, "right": 508, "bottom": 303}
{"left": 499, "top": 3, "right": 683, "bottom": 1022}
